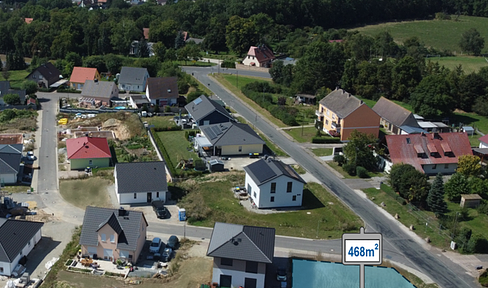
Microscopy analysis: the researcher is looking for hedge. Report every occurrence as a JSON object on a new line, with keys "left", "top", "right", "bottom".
{"left": 221, "top": 60, "right": 236, "bottom": 68}
{"left": 153, "top": 126, "right": 182, "bottom": 132}
{"left": 151, "top": 128, "right": 177, "bottom": 177}
{"left": 57, "top": 88, "right": 81, "bottom": 93}
{"left": 312, "top": 137, "right": 341, "bottom": 143}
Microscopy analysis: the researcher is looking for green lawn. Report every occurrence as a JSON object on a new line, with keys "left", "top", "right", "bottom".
{"left": 0, "top": 70, "right": 30, "bottom": 88}
{"left": 431, "top": 56, "right": 488, "bottom": 74}
{"left": 174, "top": 60, "right": 216, "bottom": 67}
{"left": 59, "top": 178, "right": 113, "bottom": 209}
{"left": 156, "top": 130, "right": 200, "bottom": 168}
{"left": 311, "top": 148, "right": 333, "bottom": 157}
{"left": 353, "top": 16, "right": 488, "bottom": 55}
{"left": 221, "top": 73, "right": 272, "bottom": 89}
{"left": 180, "top": 175, "right": 363, "bottom": 239}
{"left": 146, "top": 116, "right": 177, "bottom": 129}
{"left": 284, "top": 126, "right": 321, "bottom": 143}
{"left": 0, "top": 185, "right": 31, "bottom": 193}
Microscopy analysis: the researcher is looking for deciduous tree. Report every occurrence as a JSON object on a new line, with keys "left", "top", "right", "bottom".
{"left": 410, "top": 74, "right": 455, "bottom": 118}
{"left": 3, "top": 93, "right": 20, "bottom": 105}
{"left": 456, "top": 155, "right": 482, "bottom": 177}
{"left": 444, "top": 173, "right": 470, "bottom": 202}
{"left": 226, "top": 16, "right": 259, "bottom": 55}
{"left": 459, "top": 28, "right": 485, "bottom": 55}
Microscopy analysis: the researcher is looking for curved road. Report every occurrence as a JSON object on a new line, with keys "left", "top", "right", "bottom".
{"left": 183, "top": 67, "right": 478, "bottom": 288}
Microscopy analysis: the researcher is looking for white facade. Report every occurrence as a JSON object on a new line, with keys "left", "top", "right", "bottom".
{"left": 114, "top": 167, "right": 167, "bottom": 205}
{"left": 0, "top": 173, "right": 16, "bottom": 185}
{"left": 422, "top": 163, "right": 457, "bottom": 175}
{"left": 211, "top": 257, "right": 266, "bottom": 288}
{"left": 246, "top": 174, "right": 303, "bottom": 209}
{"left": 145, "top": 88, "right": 177, "bottom": 107}
{"left": 0, "top": 229, "right": 42, "bottom": 276}
{"left": 480, "top": 141, "right": 488, "bottom": 149}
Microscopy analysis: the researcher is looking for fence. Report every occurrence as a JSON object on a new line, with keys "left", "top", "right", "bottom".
{"left": 59, "top": 107, "right": 138, "bottom": 114}
{"left": 406, "top": 203, "right": 452, "bottom": 241}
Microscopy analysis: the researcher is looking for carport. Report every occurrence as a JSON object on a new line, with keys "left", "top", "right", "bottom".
{"left": 194, "top": 135, "right": 212, "bottom": 157}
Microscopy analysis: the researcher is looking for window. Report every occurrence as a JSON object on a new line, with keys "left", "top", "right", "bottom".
{"left": 238, "top": 146, "right": 242, "bottom": 152}
{"left": 89, "top": 159, "right": 93, "bottom": 165}
{"left": 134, "top": 193, "right": 137, "bottom": 199}
{"left": 0, "top": 267, "right": 3, "bottom": 273}
{"left": 270, "top": 182, "right": 276, "bottom": 193}
{"left": 32, "top": 75, "right": 36, "bottom": 79}
{"left": 246, "top": 261, "right": 258, "bottom": 273}
{"left": 156, "top": 192, "right": 159, "bottom": 198}
{"left": 39, "top": 75, "right": 43, "bottom": 80}
{"left": 326, "top": 120, "right": 329, "bottom": 125}
{"left": 221, "top": 258, "right": 233, "bottom": 266}
{"left": 444, "top": 164, "right": 449, "bottom": 169}
{"left": 248, "top": 184, "right": 252, "bottom": 195}
{"left": 101, "top": 234, "right": 106, "bottom": 242}
{"left": 220, "top": 275, "right": 232, "bottom": 287}
{"left": 432, "top": 164, "right": 437, "bottom": 170}
{"left": 110, "top": 234, "right": 115, "bottom": 243}
{"left": 287, "top": 182, "right": 293, "bottom": 192}
{"left": 245, "top": 278, "right": 257, "bottom": 288}
{"left": 270, "top": 196, "right": 275, "bottom": 202}
{"left": 292, "top": 195, "right": 297, "bottom": 201}
{"left": 253, "top": 192, "right": 256, "bottom": 198}
{"left": 326, "top": 110, "right": 330, "bottom": 116}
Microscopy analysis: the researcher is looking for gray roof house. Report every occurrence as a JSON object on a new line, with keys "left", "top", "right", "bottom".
{"left": 81, "top": 80, "right": 119, "bottom": 106}
{"left": 207, "top": 222, "right": 275, "bottom": 288}
{"left": 0, "top": 144, "right": 23, "bottom": 184}
{"left": 79, "top": 206, "right": 148, "bottom": 263}
{"left": 114, "top": 161, "right": 168, "bottom": 204}
{"left": 25, "top": 62, "right": 62, "bottom": 88}
{"left": 197, "top": 122, "right": 265, "bottom": 156}
{"left": 244, "top": 158, "right": 306, "bottom": 208}
{"left": 118, "top": 67, "right": 149, "bottom": 92}
{"left": 0, "top": 219, "right": 43, "bottom": 276}
{"left": 372, "top": 97, "right": 421, "bottom": 135}
{"left": 185, "top": 95, "right": 234, "bottom": 127}
{"left": 0, "top": 81, "right": 26, "bottom": 105}
{"left": 145, "top": 77, "right": 179, "bottom": 106}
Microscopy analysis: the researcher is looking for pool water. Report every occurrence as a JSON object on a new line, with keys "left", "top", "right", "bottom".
{"left": 292, "top": 259, "right": 415, "bottom": 288}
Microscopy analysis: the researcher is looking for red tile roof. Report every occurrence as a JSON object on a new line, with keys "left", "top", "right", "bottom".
{"left": 246, "top": 45, "right": 275, "bottom": 64}
{"left": 70, "top": 67, "right": 98, "bottom": 84}
{"left": 66, "top": 137, "right": 111, "bottom": 159}
{"left": 25, "top": 18, "right": 33, "bottom": 24}
{"left": 329, "top": 39, "right": 343, "bottom": 43}
{"left": 479, "top": 134, "right": 488, "bottom": 145}
{"left": 143, "top": 28, "right": 149, "bottom": 40}
{"left": 386, "top": 132, "right": 473, "bottom": 172}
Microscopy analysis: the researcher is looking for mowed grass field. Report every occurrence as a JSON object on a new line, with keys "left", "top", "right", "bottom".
{"left": 429, "top": 56, "right": 488, "bottom": 73}
{"left": 59, "top": 178, "right": 113, "bottom": 209}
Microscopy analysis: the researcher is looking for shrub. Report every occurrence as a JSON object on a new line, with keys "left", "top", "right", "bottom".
{"left": 221, "top": 60, "right": 236, "bottom": 68}
{"left": 153, "top": 126, "right": 182, "bottom": 132}
{"left": 343, "top": 162, "right": 356, "bottom": 176}
{"left": 356, "top": 166, "right": 369, "bottom": 178}
{"left": 333, "top": 154, "right": 346, "bottom": 166}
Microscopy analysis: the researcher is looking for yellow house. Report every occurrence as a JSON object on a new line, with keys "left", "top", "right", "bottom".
{"left": 316, "top": 89, "right": 380, "bottom": 141}
{"left": 79, "top": 207, "right": 148, "bottom": 263}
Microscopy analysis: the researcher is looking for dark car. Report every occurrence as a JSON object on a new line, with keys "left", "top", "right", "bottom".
{"left": 162, "top": 247, "right": 173, "bottom": 262}
{"left": 152, "top": 200, "right": 165, "bottom": 211}
{"left": 156, "top": 207, "right": 169, "bottom": 219}
{"left": 167, "top": 235, "right": 179, "bottom": 249}
{"left": 277, "top": 268, "right": 287, "bottom": 282}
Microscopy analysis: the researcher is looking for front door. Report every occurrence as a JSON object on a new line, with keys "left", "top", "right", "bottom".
{"left": 219, "top": 275, "right": 231, "bottom": 287}
{"left": 147, "top": 193, "right": 152, "bottom": 203}
{"left": 245, "top": 278, "right": 257, "bottom": 288}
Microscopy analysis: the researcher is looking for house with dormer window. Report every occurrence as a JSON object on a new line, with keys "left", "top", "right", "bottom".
{"left": 79, "top": 206, "right": 147, "bottom": 263}
{"left": 207, "top": 222, "right": 275, "bottom": 288}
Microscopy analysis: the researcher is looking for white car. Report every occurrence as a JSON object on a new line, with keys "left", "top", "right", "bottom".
{"left": 26, "top": 151, "right": 36, "bottom": 161}
{"left": 149, "top": 237, "right": 162, "bottom": 253}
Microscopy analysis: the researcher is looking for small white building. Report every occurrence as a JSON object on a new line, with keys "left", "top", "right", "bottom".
{"left": 0, "top": 219, "right": 43, "bottom": 276}
{"left": 114, "top": 161, "right": 168, "bottom": 204}
{"left": 479, "top": 135, "right": 488, "bottom": 149}
{"left": 243, "top": 158, "right": 306, "bottom": 209}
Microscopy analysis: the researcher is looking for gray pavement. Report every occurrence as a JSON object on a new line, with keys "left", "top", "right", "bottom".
{"left": 184, "top": 66, "right": 480, "bottom": 288}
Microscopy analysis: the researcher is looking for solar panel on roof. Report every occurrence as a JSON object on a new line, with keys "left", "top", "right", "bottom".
{"left": 194, "top": 97, "right": 202, "bottom": 105}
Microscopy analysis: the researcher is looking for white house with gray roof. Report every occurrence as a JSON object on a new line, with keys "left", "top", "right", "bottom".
{"left": 243, "top": 158, "right": 305, "bottom": 209}
{"left": 79, "top": 206, "right": 148, "bottom": 263}
{"left": 118, "top": 67, "right": 149, "bottom": 92}
{"left": 0, "top": 144, "right": 23, "bottom": 184}
{"left": 0, "top": 219, "right": 43, "bottom": 276}
{"left": 207, "top": 222, "right": 275, "bottom": 288}
{"left": 196, "top": 122, "right": 265, "bottom": 157}
{"left": 185, "top": 95, "right": 234, "bottom": 127}
{"left": 114, "top": 161, "right": 168, "bottom": 204}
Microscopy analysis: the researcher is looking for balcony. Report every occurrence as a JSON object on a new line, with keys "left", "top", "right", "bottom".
{"left": 331, "top": 122, "right": 340, "bottom": 130}
{"left": 315, "top": 110, "right": 324, "bottom": 117}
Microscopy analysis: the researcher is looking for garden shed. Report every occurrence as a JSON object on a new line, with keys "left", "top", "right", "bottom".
{"left": 460, "top": 194, "right": 482, "bottom": 208}
{"left": 462, "top": 126, "right": 474, "bottom": 136}
{"left": 207, "top": 159, "right": 224, "bottom": 172}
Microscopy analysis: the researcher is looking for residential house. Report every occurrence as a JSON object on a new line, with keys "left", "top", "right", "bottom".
{"left": 244, "top": 158, "right": 306, "bottom": 209}
{"left": 145, "top": 77, "right": 179, "bottom": 107}
{"left": 118, "top": 67, "right": 149, "bottom": 92}
{"left": 0, "top": 144, "right": 23, "bottom": 184}
{"left": 242, "top": 45, "right": 275, "bottom": 68}
{"left": 478, "top": 135, "right": 488, "bottom": 148}
{"left": 143, "top": 28, "right": 149, "bottom": 40}
{"left": 114, "top": 162, "right": 168, "bottom": 204}
{"left": 316, "top": 89, "right": 380, "bottom": 141}
{"left": 24, "top": 18, "right": 33, "bottom": 24}
{"left": 196, "top": 122, "right": 265, "bottom": 157}
{"left": 385, "top": 132, "right": 473, "bottom": 175}
{"left": 25, "top": 62, "right": 61, "bottom": 88}
{"left": 0, "top": 81, "right": 26, "bottom": 105}
{"left": 372, "top": 97, "right": 421, "bottom": 135}
{"left": 69, "top": 67, "right": 101, "bottom": 90}
{"left": 80, "top": 80, "right": 119, "bottom": 107}
{"left": 185, "top": 95, "right": 234, "bottom": 127}
{"left": 0, "top": 219, "right": 43, "bottom": 276}
{"left": 207, "top": 222, "right": 275, "bottom": 288}
{"left": 66, "top": 136, "right": 111, "bottom": 170}
{"left": 79, "top": 206, "right": 147, "bottom": 263}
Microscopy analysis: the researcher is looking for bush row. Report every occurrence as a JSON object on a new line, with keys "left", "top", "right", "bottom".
{"left": 151, "top": 128, "right": 177, "bottom": 177}
{"left": 312, "top": 137, "right": 341, "bottom": 143}
{"left": 57, "top": 88, "right": 81, "bottom": 94}
{"left": 153, "top": 126, "right": 182, "bottom": 132}
{"left": 221, "top": 60, "right": 236, "bottom": 68}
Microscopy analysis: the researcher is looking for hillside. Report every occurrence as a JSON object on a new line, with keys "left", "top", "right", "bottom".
{"left": 353, "top": 16, "right": 488, "bottom": 54}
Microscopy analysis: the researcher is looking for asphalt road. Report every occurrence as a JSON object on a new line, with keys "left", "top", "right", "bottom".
{"left": 183, "top": 67, "right": 479, "bottom": 288}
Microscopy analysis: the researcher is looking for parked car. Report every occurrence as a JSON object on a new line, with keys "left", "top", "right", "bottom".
{"left": 277, "top": 268, "right": 287, "bottom": 281}
{"left": 162, "top": 247, "right": 173, "bottom": 262}
{"left": 156, "top": 207, "right": 169, "bottom": 219}
{"left": 26, "top": 151, "right": 36, "bottom": 161}
{"left": 149, "top": 237, "right": 163, "bottom": 253}
{"left": 167, "top": 235, "right": 179, "bottom": 249}
{"left": 152, "top": 200, "right": 164, "bottom": 211}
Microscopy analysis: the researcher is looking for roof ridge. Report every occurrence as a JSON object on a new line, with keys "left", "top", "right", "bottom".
{"left": 0, "top": 237, "right": 9, "bottom": 261}
{"left": 208, "top": 228, "right": 242, "bottom": 255}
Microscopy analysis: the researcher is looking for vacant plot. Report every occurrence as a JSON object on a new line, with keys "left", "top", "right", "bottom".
{"left": 0, "top": 70, "right": 30, "bottom": 88}
{"left": 284, "top": 126, "right": 334, "bottom": 143}
{"left": 354, "top": 16, "right": 488, "bottom": 54}
{"left": 146, "top": 116, "right": 178, "bottom": 129}
{"left": 0, "top": 109, "right": 37, "bottom": 133}
{"left": 60, "top": 178, "right": 113, "bottom": 209}
{"left": 179, "top": 173, "right": 362, "bottom": 239}
{"left": 155, "top": 130, "right": 200, "bottom": 169}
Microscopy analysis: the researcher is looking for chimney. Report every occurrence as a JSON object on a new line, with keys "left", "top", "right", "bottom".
{"left": 118, "top": 207, "right": 126, "bottom": 216}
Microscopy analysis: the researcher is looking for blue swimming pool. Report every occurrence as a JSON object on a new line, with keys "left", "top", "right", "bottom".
{"left": 292, "top": 259, "right": 415, "bottom": 288}
{"left": 114, "top": 106, "right": 126, "bottom": 110}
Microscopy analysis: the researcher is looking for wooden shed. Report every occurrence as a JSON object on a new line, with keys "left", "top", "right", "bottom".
{"left": 460, "top": 194, "right": 482, "bottom": 208}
